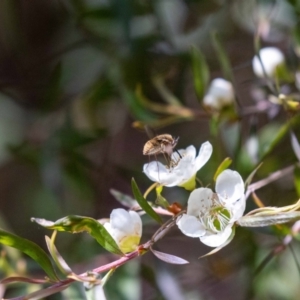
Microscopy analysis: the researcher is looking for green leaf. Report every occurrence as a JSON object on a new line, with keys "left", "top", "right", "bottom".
{"left": 155, "top": 185, "right": 169, "bottom": 208}
{"left": 131, "top": 178, "right": 162, "bottom": 224}
{"left": 237, "top": 211, "right": 300, "bottom": 227}
{"left": 260, "top": 114, "right": 300, "bottom": 160}
{"left": 294, "top": 165, "right": 300, "bottom": 197}
{"left": 122, "top": 87, "right": 156, "bottom": 122}
{"left": 31, "top": 216, "right": 123, "bottom": 256}
{"left": 45, "top": 234, "right": 72, "bottom": 276}
{"left": 190, "top": 46, "right": 210, "bottom": 101}
{"left": 211, "top": 32, "right": 234, "bottom": 82}
{"left": 290, "top": 131, "right": 300, "bottom": 161}
{"left": 213, "top": 157, "right": 232, "bottom": 181}
{"left": 0, "top": 229, "right": 58, "bottom": 281}
{"left": 244, "top": 162, "right": 263, "bottom": 190}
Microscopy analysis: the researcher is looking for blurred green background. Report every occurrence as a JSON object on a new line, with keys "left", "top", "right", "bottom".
{"left": 1, "top": 0, "right": 300, "bottom": 299}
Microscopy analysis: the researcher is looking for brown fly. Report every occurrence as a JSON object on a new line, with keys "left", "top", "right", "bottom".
{"left": 143, "top": 126, "right": 181, "bottom": 169}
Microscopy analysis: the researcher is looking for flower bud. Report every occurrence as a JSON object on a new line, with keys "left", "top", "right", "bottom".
{"left": 252, "top": 47, "right": 285, "bottom": 78}
{"left": 104, "top": 208, "right": 142, "bottom": 253}
{"left": 203, "top": 78, "right": 234, "bottom": 110}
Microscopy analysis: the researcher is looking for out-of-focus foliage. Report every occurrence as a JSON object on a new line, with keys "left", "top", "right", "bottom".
{"left": 1, "top": 0, "right": 300, "bottom": 299}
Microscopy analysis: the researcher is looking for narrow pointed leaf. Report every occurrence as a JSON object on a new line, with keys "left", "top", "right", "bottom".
{"left": 245, "top": 162, "right": 263, "bottom": 190}
{"left": 151, "top": 248, "right": 189, "bottom": 264}
{"left": 246, "top": 199, "right": 300, "bottom": 216}
{"left": 237, "top": 211, "right": 300, "bottom": 227}
{"left": 110, "top": 189, "right": 138, "bottom": 208}
{"left": 0, "top": 229, "right": 58, "bottom": 281}
{"left": 1, "top": 276, "right": 48, "bottom": 284}
{"left": 211, "top": 31, "right": 234, "bottom": 82}
{"left": 45, "top": 235, "right": 72, "bottom": 275}
{"left": 32, "top": 216, "right": 122, "bottom": 255}
{"left": 15, "top": 282, "right": 71, "bottom": 300}
{"left": 291, "top": 131, "right": 300, "bottom": 162}
{"left": 294, "top": 165, "right": 300, "bottom": 197}
{"left": 190, "top": 46, "right": 210, "bottom": 101}
{"left": 213, "top": 157, "right": 232, "bottom": 181}
{"left": 131, "top": 178, "right": 162, "bottom": 224}
{"left": 261, "top": 114, "right": 300, "bottom": 160}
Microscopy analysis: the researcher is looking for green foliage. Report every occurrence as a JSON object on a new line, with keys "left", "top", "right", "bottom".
{"left": 213, "top": 157, "right": 232, "bottom": 181}
{"left": 211, "top": 32, "right": 234, "bottom": 83}
{"left": 294, "top": 165, "right": 300, "bottom": 197}
{"left": 190, "top": 46, "right": 210, "bottom": 101}
{"left": 131, "top": 178, "right": 162, "bottom": 224}
{"left": 0, "top": 229, "right": 58, "bottom": 281}
{"left": 31, "top": 216, "right": 123, "bottom": 255}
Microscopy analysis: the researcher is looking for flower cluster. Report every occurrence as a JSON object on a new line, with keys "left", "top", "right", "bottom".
{"left": 103, "top": 139, "right": 247, "bottom": 253}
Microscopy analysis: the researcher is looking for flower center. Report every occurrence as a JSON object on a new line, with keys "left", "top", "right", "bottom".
{"left": 200, "top": 195, "right": 231, "bottom": 233}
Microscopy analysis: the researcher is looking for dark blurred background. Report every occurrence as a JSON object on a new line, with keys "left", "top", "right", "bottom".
{"left": 0, "top": 0, "right": 300, "bottom": 299}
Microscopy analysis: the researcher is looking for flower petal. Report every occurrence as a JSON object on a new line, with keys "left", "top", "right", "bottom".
{"left": 187, "top": 187, "right": 214, "bottom": 217}
{"left": 216, "top": 169, "right": 244, "bottom": 204}
{"left": 128, "top": 211, "right": 142, "bottom": 236}
{"left": 143, "top": 142, "right": 212, "bottom": 187}
{"left": 203, "top": 78, "right": 234, "bottom": 109}
{"left": 252, "top": 47, "right": 284, "bottom": 78}
{"left": 200, "top": 226, "right": 232, "bottom": 247}
{"left": 110, "top": 209, "right": 134, "bottom": 234}
{"left": 231, "top": 195, "right": 246, "bottom": 221}
{"left": 195, "top": 141, "right": 213, "bottom": 171}
{"left": 106, "top": 209, "right": 142, "bottom": 251}
{"left": 143, "top": 161, "right": 180, "bottom": 186}
{"left": 176, "top": 214, "right": 206, "bottom": 237}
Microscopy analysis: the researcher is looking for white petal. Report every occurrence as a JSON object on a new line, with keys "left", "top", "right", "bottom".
{"left": 128, "top": 211, "right": 142, "bottom": 236}
{"left": 176, "top": 214, "right": 206, "bottom": 237}
{"left": 110, "top": 208, "right": 134, "bottom": 234}
{"left": 187, "top": 188, "right": 214, "bottom": 217}
{"left": 200, "top": 226, "right": 232, "bottom": 247}
{"left": 143, "top": 161, "right": 180, "bottom": 186}
{"left": 143, "top": 147, "right": 197, "bottom": 187}
{"left": 216, "top": 169, "right": 244, "bottom": 204}
{"left": 104, "top": 221, "right": 125, "bottom": 243}
{"left": 252, "top": 47, "right": 284, "bottom": 77}
{"left": 107, "top": 209, "right": 142, "bottom": 244}
{"left": 183, "top": 145, "right": 196, "bottom": 159}
{"left": 195, "top": 141, "right": 213, "bottom": 171}
{"left": 231, "top": 195, "right": 246, "bottom": 221}
{"left": 143, "top": 143, "right": 212, "bottom": 187}
{"left": 203, "top": 78, "right": 234, "bottom": 109}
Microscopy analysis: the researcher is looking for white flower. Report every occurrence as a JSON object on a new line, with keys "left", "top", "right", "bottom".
{"left": 203, "top": 78, "right": 234, "bottom": 110}
{"left": 143, "top": 141, "right": 213, "bottom": 189}
{"left": 252, "top": 47, "right": 285, "bottom": 78}
{"left": 104, "top": 208, "right": 142, "bottom": 253}
{"left": 176, "top": 169, "right": 245, "bottom": 247}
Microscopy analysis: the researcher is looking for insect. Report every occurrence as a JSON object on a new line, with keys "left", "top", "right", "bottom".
{"left": 143, "top": 132, "right": 181, "bottom": 169}
{"left": 143, "top": 134, "right": 179, "bottom": 157}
